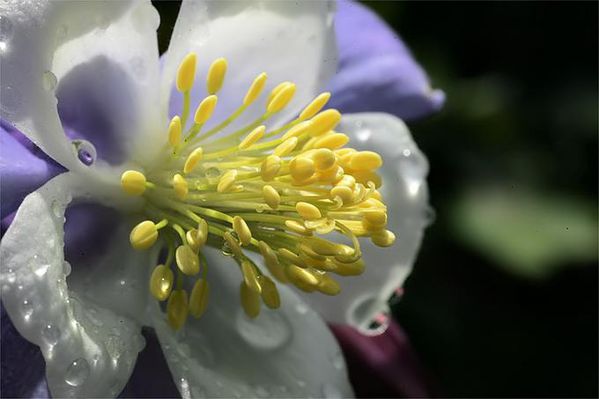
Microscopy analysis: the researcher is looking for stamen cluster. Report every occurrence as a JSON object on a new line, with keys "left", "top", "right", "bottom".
{"left": 120, "top": 53, "right": 395, "bottom": 330}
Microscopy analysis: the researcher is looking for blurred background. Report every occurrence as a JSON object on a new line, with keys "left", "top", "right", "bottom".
{"left": 153, "top": 2, "right": 598, "bottom": 397}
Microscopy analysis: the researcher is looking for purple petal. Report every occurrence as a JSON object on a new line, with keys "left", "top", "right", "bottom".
{"left": 0, "top": 120, "right": 65, "bottom": 219}
{"left": 331, "top": 321, "right": 434, "bottom": 398}
{"left": 329, "top": 0, "right": 445, "bottom": 120}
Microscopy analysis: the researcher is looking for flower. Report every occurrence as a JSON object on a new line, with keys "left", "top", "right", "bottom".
{"left": 0, "top": 1, "right": 436, "bottom": 397}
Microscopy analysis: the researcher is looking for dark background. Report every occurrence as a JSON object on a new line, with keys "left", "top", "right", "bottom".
{"left": 153, "top": 1, "right": 598, "bottom": 397}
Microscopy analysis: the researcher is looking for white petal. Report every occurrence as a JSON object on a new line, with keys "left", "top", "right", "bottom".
{"left": 151, "top": 247, "right": 353, "bottom": 398}
{"left": 161, "top": 0, "right": 337, "bottom": 133}
{"left": 301, "top": 113, "right": 430, "bottom": 331}
{"left": 0, "top": 0, "right": 163, "bottom": 169}
{"left": 0, "top": 173, "right": 151, "bottom": 398}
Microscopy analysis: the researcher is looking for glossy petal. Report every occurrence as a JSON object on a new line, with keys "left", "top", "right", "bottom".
{"left": 0, "top": 0, "right": 163, "bottom": 169}
{"left": 163, "top": 0, "right": 337, "bottom": 134}
{"left": 0, "top": 173, "right": 152, "bottom": 398}
{"left": 301, "top": 113, "right": 430, "bottom": 329}
{"left": 329, "top": 0, "right": 445, "bottom": 120}
{"left": 151, "top": 247, "right": 353, "bottom": 398}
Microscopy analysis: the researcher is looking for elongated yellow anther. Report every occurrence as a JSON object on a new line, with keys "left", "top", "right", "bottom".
{"left": 150, "top": 264, "right": 174, "bottom": 301}
{"left": 167, "top": 290, "right": 188, "bottom": 330}
{"left": 258, "top": 241, "right": 289, "bottom": 283}
{"left": 331, "top": 185, "right": 354, "bottom": 204}
{"left": 240, "top": 282, "right": 261, "bottom": 318}
{"left": 349, "top": 151, "right": 383, "bottom": 170}
{"left": 241, "top": 260, "right": 262, "bottom": 293}
{"left": 183, "top": 147, "right": 203, "bottom": 174}
{"left": 233, "top": 216, "right": 252, "bottom": 246}
{"left": 274, "top": 137, "right": 298, "bottom": 157}
{"left": 176, "top": 53, "right": 197, "bottom": 92}
{"left": 121, "top": 170, "right": 147, "bottom": 196}
{"left": 364, "top": 209, "right": 387, "bottom": 227}
{"left": 278, "top": 248, "right": 302, "bottom": 264}
{"left": 194, "top": 95, "right": 218, "bottom": 124}
{"left": 371, "top": 229, "right": 396, "bottom": 247}
{"left": 206, "top": 57, "right": 227, "bottom": 94}
{"left": 296, "top": 202, "right": 322, "bottom": 220}
{"left": 289, "top": 156, "right": 315, "bottom": 181}
{"left": 317, "top": 274, "right": 341, "bottom": 296}
{"left": 312, "top": 148, "right": 336, "bottom": 170}
{"left": 285, "top": 220, "right": 313, "bottom": 236}
{"left": 189, "top": 279, "right": 210, "bottom": 318}
{"left": 286, "top": 264, "right": 319, "bottom": 287}
{"left": 244, "top": 72, "right": 267, "bottom": 105}
{"left": 262, "top": 185, "right": 280, "bottom": 209}
{"left": 313, "top": 133, "right": 349, "bottom": 150}
{"left": 176, "top": 245, "right": 200, "bottom": 275}
{"left": 267, "top": 83, "right": 296, "bottom": 113}
{"left": 331, "top": 258, "right": 365, "bottom": 276}
{"left": 173, "top": 174, "right": 189, "bottom": 199}
{"left": 130, "top": 220, "right": 158, "bottom": 250}
{"left": 168, "top": 116, "right": 182, "bottom": 147}
{"left": 196, "top": 218, "right": 209, "bottom": 247}
{"left": 300, "top": 92, "right": 331, "bottom": 121}
{"left": 239, "top": 125, "right": 265, "bottom": 150}
{"left": 217, "top": 169, "right": 237, "bottom": 192}
{"left": 261, "top": 155, "right": 281, "bottom": 181}
{"left": 282, "top": 121, "right": 313, "bottom": 140}
{"left": 259, "top": 276, "right": 280, "bottom": 309}
{"left": 267, "top": 81, "right": 291, "bottom": 105}
{"left": 223, "top": 231, "right": 244, "bottom": 258}
{"left": 309, "top": 109, "right": 342, "bottom": 137}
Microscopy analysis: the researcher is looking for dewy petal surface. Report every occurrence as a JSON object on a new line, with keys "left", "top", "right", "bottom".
{"left": 301, "top": 113, "right": 430, "bottom": 330}
{"left": 162, "top": 0, "right": 337, "bottom": 133}
{"left": 0, "top": 173, "right": 150, "bottom": 398}
{"left": 0, "top": 0, "right": 163, "bottom": 169}
{"left": 152, "top": 247, "right": 354, "bottom": 399}
{"left": 329, "top": 0, "right": 445, "bottom": 120}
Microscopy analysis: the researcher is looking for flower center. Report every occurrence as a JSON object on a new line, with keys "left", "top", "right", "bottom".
{"left": 120, "top": 53, "right": 395, "bottom": 330}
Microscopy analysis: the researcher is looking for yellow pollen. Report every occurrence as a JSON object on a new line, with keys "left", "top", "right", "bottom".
{"left": 167, "top": 290, "right": 188, "bottom": 330}
{"left": 349, "top": 151, "right": 383, "bottom": 170}
{"left": 267, "top": 81, "right": 292, "bottom": 105}
{"left": 274, "top": 137, "right": 298, "bottom": 157}
{"left": 172, "top": 174, "right": 189, "bottom": 199}
{"left": 168, "top": 116, "right": 182, "bottom": 147}
{"left": 240, "top": 282, "right": 261, "bottom": 318}
{"left": 243, "top": 72, "right": 268, "bottom": 106}
{"left": 239, "top": 125, "right": 265, "bottom": 150}
{"left": 194, "top": 95, "right": 218, "bottom": 124}
{"left": 206, "top": 57, "right": 227, "bottom": 94}
{"left": 296, "top": 201, "right": 322, "bottom": 220}
{"left": 312, "top": 148, "right": 336, "bottom": 170}
{"left": 121, "top": 170, "right": 147, "bottom": 196}
{"left": 313, "top": 132, "right": 349, "bottom": 150}
{"left": 371, "top": 229, "right": 396, "bottom": 247}
{"left": 267, "top": 83, "right": 296, "bottom": 113}
{"left": 261, "top": 155, "right": 281, "bottom": 181}
{"left": 262, "top": 185, "right": 280, "bottom": 209}
{"left": 299, "top": 92, "right": 331, "bottom": 121}
{"left": 309, "top": 109, "right": 342, "bottom": 137}
{"left": 129, "top": 220, "right": 159, "bottom": 250}
{"left": 149, "top": 264, "right": 174, "bottom": 301}
{"left": 176, "top": 245, "right": 200, "bottom": 275}
{"left": 232, "top": 216, "right": 252, "bottom": 246}
{"left": 217, "top": 169, "right": 238, "bottom": 192}
{"left": 189, "top": 279, "right": 210, "bottom": 318}
{"left": 183, "top": 147, "right": 204, "bottom": 174}
{"left": 176, "top": 53, "right": 197, "bottom": 92}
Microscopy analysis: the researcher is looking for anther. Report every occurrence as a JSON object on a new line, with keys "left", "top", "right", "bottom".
{"left": 259, "top": 275, "right": 281, "bottom": 309}
{"left": 286, "top": 264, "right": 319, "bottom": 287}
{"left": 282, "top": 121, "right": 313, "bottom": 140}
{"left": 312, "top": 148, "right": 336, "bottom": 170}
{"left": 167, "top": 289, "right": 188, "bottom": 330}
{"left": 289, "top": 157, "right": 315, "bottom": 181}
{"left": 309, "top": 109, "right": 341, "bottom": 137}
{"left": 296, "top": 202, "right": 322, "bottom": 220}
{"left": 285, "top": 220, "right": 313, "bottom": 236}
{"left": 184, "top": 147, "right": 204, "bottom": 174}
{"left": 240, "top": 282, "right": 261, "bottom": 318}
{"left": 267, "top": 83, "right": 296, "bottom": 114}
{"left": 349, "top": 151, "right": 383, "bottom": 170}
{"left": 194, "top": 95, "right": 218, "bottom": 124}
{"left": 223, "top": 231, "right": 243, "bottom": 258}
{"left": 176, "top": 53, "right": 197, "bottom": 92}
{"left": 217, "top": 169, "right": 238, "bottom": 192}
{"left": 274, "top": 137, "right": 298, "bottom": 157}
{"left": 316, "top": 274, "right": 341, "bottom": 296}
{"left": 176, "top": 245, "right": 200, "bottom": 275}
{"left": 130, "top": 220, "right": 159, "bottom": 250}
{"left": 206, "top": 57, "right": 227, "bottom": 94}
{"left": 244, "top": 72, "right": 268, "bottom": 106}
{"left": 261, "top": 155, "right": 281, "bottom": 181}
{"left": 299, "top": 92, "right": 331, "bottom": 121}
{"left": 121, "top": 170, "right": 147, "bottom": 196}
{"left": 149, "top": 264, "right": 174, "bottom": 301}
{"left": 189, "top": 278, "right": 210, "bottom": 318}
{"left": 241, "top": 260, "right": 262, "bottom": 294}
{"left": 313, "top": 132, "right": 349, "bottom": 150}
{"left": 168, "top": 116, "right": 182, "bottom": 147}
{"left": 239, "top": 125, "right": 265, "bottom": 150}
{"left": 173, "top": 174, "right": 189, "bottom": 199}
{"left": 371, "top": 230, "right": 396, "bottom": 247}
{"left": 233, "top": 216, "right": 252, "bottom": 246}
{"left": 262, "top": 185, "right": 280, "bottom": 209}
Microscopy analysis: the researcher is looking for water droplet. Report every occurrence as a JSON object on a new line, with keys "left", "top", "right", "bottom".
{"left": 221, "top": 241, "right": 234, "bottom": 257}
{"left": 6, "top": 268, "right": 16, "bottom": 284}
{"left": 1, "top": 86, "right": 22, "bottom": 115}
{"left": 179, "top": 377, "right": 192, "bottom": 399}
{"left": 236, "top": 309, "right": 292, "bottom": 351}
{"left": 21, "top": 299, "right": 33, "bottom": 319}
{"left": 332, "top": 351, "right": 345, "bottom": 370}
{"left": 119, "top": 279, "right": 126, "bottom": 286}
{"left": 321, "top": 383, "right": 343, "bottom": 399}
{"left": 63, "top": 261, "right": 72, "bottom": 276}
{"left": 65, "top": 358, "right": 90, "bottom": 387}
{"left": 71, "top": 140, "right": 97, "bottom": 166}
{"left": 402, "top": 149, "right": 412, "bottom": 157}
{"left": 34, "top": 263, "right": 50, "bottom": 278}
{"left": 42, "top": 71, "right": 58, "bottom": 91}
{"left": 51, "top": 200, "right": 62, "bottom": 218}
{"left": 295, "top": 303, "right": 308, "bottom": 315}
{"left": 17, "top": 284, "right": 23, "bottom": 291}
{"left": 204, "top": 167, "right": 221, "bottom": 179}
{"left": 0, "top": 15, "right": 13, "bottom": 51}
{"left": 41, "top": 324, "right": 61, "bottom": 345}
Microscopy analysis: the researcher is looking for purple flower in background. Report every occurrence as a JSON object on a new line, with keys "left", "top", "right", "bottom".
{"left": 1, "top": 1, "right": 441, "bottom": 398}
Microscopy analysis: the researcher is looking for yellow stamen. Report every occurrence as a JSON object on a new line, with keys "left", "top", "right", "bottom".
{"left": 168, "top": 116, "right": 182, "bottom": 147}
{"left": 317, "top": 274, "right": 341, "bottom": 296}
{"left": 267, "top": 81, "right": 292, "bottom": 106}
{"left": 175, "top": 245, "right": 200, "bottom": 275}
{"left": 189, "top": 279, "right": 210, "bottom": 318}
{"left": 167, "top": 289, "right": 188, "bottom": 330}
{"left": 176, "top": 53, "right": 197, "bottom": 92}
{"left": 130, "top": 220, "right": 159, "bottom": 250}
{"left": 311, "top": 148, "right": 336, "bottom": 170}
{"left": 206, "top": 57, "right": 227, "bottom": 95}
{"left": 173, "top": 174, "right": 189, "bottom": 200}
{"left": 274, "top": 137, "right": 298, "bottom": 157}
{"left": 299, "top": 92, "right": 331, "bottom": 121}
{"left": 267, "top": 83, "right": 296, "bottom": 113}
{"left": 241, "top": 260, "right": 262, "bottom": 294}
{"left": 262, "top": 185, "right": 280, "bottom": 209}
{"left": 240, "top": 282, "right": 261, "bottom": 318}
{"left": 296, "top": 202, "right": 322, "bottom": 220}
{"left": 149, "top": 264, "right": 174, "bottom": 301}
{"left": 261, "top": 155, "right": 281, "bottom": 181}
{"left": 121, "top": 170, "right": 147, "bottom": 196}
{"left": 349, "top": 151, "right": 383, "bottom": 170}
{"left": 286, "top": 264, "right": 319, "bottom": 287}
{"left": 183, "top": 147, "right": 204, "bottom": 174}
{"left": 309, "top": 109, "right": 341, "bottom": 137}
{"left": 232, "top": 216, "right": 252, "bottom": 246}
{"left": 371, "top": 229, "right": 396, "bottom": 247}
{"left": 194, "top": 95, "right": 218, "bottom": 124}
{"left": 239, "top": 125, "right": 265, "bottom": 150}
{"left": 243, "top": 72, "right": 268, "bottom": 106}
{"left": 217, "top": 169, "right": 238, "bottom": 192}
{"left": 313, "top": 132, "right": 349, "bottom": 150}
{"left": 281, "top": 121, "right": 313, "bottom": 140}
{"left": 289, "top": 156, "right": 315, "bottom": 181}
{"left": 259, "top": 276, "right": 281, "bottom": 309}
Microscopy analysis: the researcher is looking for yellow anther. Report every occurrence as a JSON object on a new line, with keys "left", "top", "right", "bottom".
{"left": 267, "top": 81, "right": 292, "bottom": 105}
{"left": 349, "top": 151, "right": 383, "bottom": 170}
{"left": 312, "top": 148, "right": 336, "bottom": 170}
{"left": 129, "top": 220, "right": 158, "bottom": 250}
{"left": 258, "top": 241, "right": 289, "bottom": 283}
{"left": 173, "top": 174, "right": 189, "bottom": 200}
{"left": 371, "top": 229, "right": 396, "bottom": 247}
{"left": 278, "top": 248, "right": 302, "bottom": 264}
{"left": 289, "top": 156, "right": 315, "bottom": 181}
{"left": 168, "top": 116, "right": 182, "bottom": 147}
{"left": 244, "top": 72, "right": 267, "bottom": 106}
{"left": 240, "top": 282, "right": 261, "bottom": 318}
{"left": 359, "top": 198, "right": 386, "bottom": 209}
{"left": 196, "top": 218, "right": 208, "bottom": 247}
{"left": 352, "top": 169, "right": 382, "bottom": 188}
{"left": 309, "top": 109, "right": 341, "bottom": 137}
{"left": 183, "top": 147, "right": 204, "bottom": 174}
{"left": 241, "top": 259, "right": 262, "bottom": 293}
{"left": 299, "top": 92, "right": 331, "bottom": 121}
{"left": 149, "top": 264, "right": 174, "bottom": 301}
{"left": 176, "top": 52, "right": 197, "bottom": 92}
{"left": 282, "top": 121, "right": 313, "bottom": 140}
{"left": 261, "top": 155, "right": 281, "bottom": 181}
{"left": 285, "top": 220, "right": 313, "bottom": 236}
{"left": 296, "top": 202, "right": 322, "bottom": 220}
{"left": 262, "top": 185, "right": 280, "bottom": 209}
{"left": 303, "top": 238, "right": 342, "bottom": 256}
{"left": 186, "top": 229, "right": 201, "bottom": 252}
{"left": 175, "top": 245, "right": 200, "bottom": 275}
{"left": 313, "top": 133, "right": 349, "bottom": 150}
{"left": 274, "top": 137, "right": 298, "bottom": 157}
{"left": 316, "top": 164, "right": 344, "bottom": 183}
{"left": 330, "top": 258, "right": 365, "bottom": 276}
{"left": 267, "top": 83, "right": 296, "bottom": 113}
{"left": 259, "top": 276, "right": 280, "bottom": 309}
{"left": 364, "top": 209, "right": 387, "bottom": 227}
{"left": 167, "top": 289, "right": 188, "bottom": 330}
{"left": 337, "top": 175, "right": 356, "bottom": 188}
{"left": 370, "top": 190, "right": 383, "bottom": 201}
{"left": 299, "top": 243, "right": 327, "bottom": 261}
{"left": 121, "top": 170, "right": 147, "bottom": 196}
{"left": 286, "top": 264, "right": 319, "bottom": 287}
{"left": 330, "top": 185, "right": 354, "bottom": 204}
{"left": 189, "top": 278, "right": 210, "bottom": 318}
{"left": 194, "top": 95, "right": 218, "bottom": 124}
{"left": 206, "top": 57, "right": 227, "bottom": 94}
{"left": 239, "top": 125, "right": 265, "bottom": 150}
{"left": 232, "top": 216, "right": 252, "bottom": 246}
{"left": 217, "top": 169, "right": 238, "bottom": 192}
{"left": 317, "top": 274, "right": 341, "bottom": 296}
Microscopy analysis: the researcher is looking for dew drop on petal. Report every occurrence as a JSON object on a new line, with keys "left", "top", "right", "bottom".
{"left": 65, "top": 358, "right": 90, "bottom": 387}
{"left": 0, "top": 15, "right": 13, "bottom": 52}
{"left": 204, "top": 167, "right": 221, "bottom": 179}
{"left": 33, "top": 263, "right": 50, "bottom": 277}
{"left": 63, "top": 261, "right": 72, "bottom": 276}
{"left": 236, "top": 310, "right": 291, "bottom": 351}
{"left": 42, "top": 71, "right": 58, "bottom": 92}
{"left": 71, "top": 140, "right": 97, "bottom": 166}
{"left": 41, "top": 324, "right": 61, "bottom": 345}
{"left": 21, "top": 299, "right": 33, "bottom": 319}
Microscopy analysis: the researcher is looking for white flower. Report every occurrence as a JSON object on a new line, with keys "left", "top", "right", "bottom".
{"left": 0, "top": 1, "right": 429, "bottom": 397}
